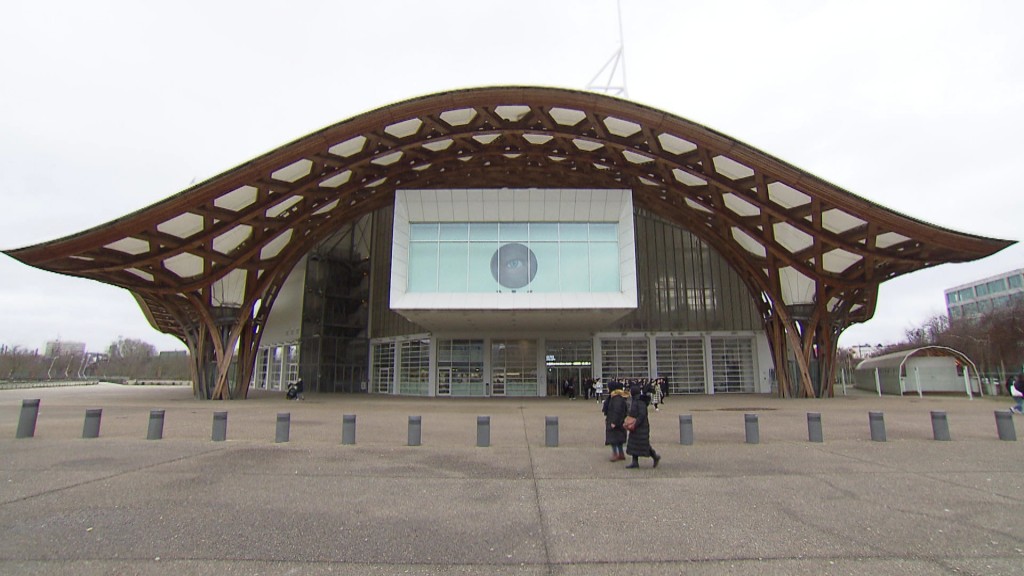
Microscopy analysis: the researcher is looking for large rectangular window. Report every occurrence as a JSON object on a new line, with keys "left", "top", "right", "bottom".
{"left": 268, "top": 347, "right": 284, "bottom": 391}
{"left": 408, "top": 222, "right": 619, "bottom": 293}
{"left": 655, "top": 337, "right": 706, "bottom": 394}
{"left": 437, "top": 339, "right": 485, "bottom": 396}
{"left": 254, "top": 348, "right": 270, "bottom": 390}
{"left": 371, "top": 342, "right": 395, "bottom": 394}
{"left": 600, "top": 337, "right": 650, "bottom": 381}
{"left": 987, "top": 278, "right": 1007, "bottom": 294}
{"left": 399, "top": 339, "right": 431, "bottom": 396}
{"left": 491, "top": 339, "right": 538, "bottom": 396}
{"left": 710, "top": 337, "right": 755, "bottom": 393}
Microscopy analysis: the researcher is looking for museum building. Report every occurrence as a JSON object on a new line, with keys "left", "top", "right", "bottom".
{"left": 5, "top": 87, "right": 1012, "bottom": 399}
{"left": 253, "top": 187, "right": 771, "bottom": 397}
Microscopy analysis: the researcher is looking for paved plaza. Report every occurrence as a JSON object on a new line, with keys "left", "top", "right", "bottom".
{"left": 1, "top": 383, "right": 1023, "bottom": 575}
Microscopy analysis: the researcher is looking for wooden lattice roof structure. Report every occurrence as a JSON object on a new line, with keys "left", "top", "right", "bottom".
{"left": 4, "top": 86, "right": 1013, "bottom": 399}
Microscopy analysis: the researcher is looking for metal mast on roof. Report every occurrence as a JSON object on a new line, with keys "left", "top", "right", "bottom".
{"left": 586, "top": 0, "right": 628, "bottom": 98}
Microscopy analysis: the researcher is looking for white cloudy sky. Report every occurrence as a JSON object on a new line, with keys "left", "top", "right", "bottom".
{"left": 1, "top": 0, "right": 1022, "bottom": 353}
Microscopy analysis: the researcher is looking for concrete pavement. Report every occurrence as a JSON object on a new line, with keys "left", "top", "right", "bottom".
{"left": 1, "top": 384, "right": 1023, "bottom": 575}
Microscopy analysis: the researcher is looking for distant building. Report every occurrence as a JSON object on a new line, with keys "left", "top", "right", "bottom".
{"left": 945, "top": 268, "right": 1024, "bottom": 321}
{"left": 44, "top": 340, "right": 86, "bottom": 357}
{"left": 158, "top": 350, "right": 189, "bottom": 358}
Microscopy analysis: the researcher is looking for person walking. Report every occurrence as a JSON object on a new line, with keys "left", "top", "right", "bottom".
{"left": 603, "top": 381, "right": 628, "bottom": 461}
{"left": 1011, "top": 374, "right": 1024, "bottom": 414}
{"left": 649, "top": 378, "right": 662, "bottom": 412}
{"left": 625, "top": 383, "right": 661, "bottom": 469}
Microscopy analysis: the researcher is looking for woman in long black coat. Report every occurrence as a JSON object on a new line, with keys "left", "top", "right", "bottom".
{"left": 625, "top": 384, "right": 661, "bottom": 469}
{"left": 603, "top": 382, "right": 628, "bottom": 461}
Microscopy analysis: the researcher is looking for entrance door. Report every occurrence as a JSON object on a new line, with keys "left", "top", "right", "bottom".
{"left": 547, "top": 367, "right": 592, "bottom": 398}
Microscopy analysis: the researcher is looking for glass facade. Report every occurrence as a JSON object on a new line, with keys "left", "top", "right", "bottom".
{"left": 600, "top": 337, "right": 650, "bottom": 381}
{"left": 371, "top": 341, "right": 395, "bottom": 394}
{"left": 436, "top": 339, "right": 485, "bottom": 396}
{"left": 399, "top": 339, "right": 431, "bottom": 396}
{"left": 491, "top": 340, "right": 539, "bottom": 396}
{"left": 710, "top": 337, "right": 756, "bottom": 393}
{"left": 408, "top": 222, "right": 619, "bottom": 293}
{"left": 364, "top": 200, "right": 768, "bottom": 397}
{"left": 252, "top": 343, "right": 299, "bottom": 391}
{"left": 655, "top": 337, "right": 706, "bottom": 394}
{"left": 945, "top": 269, "right": 1024, "bottom": 322}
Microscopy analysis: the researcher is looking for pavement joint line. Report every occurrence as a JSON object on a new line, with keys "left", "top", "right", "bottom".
{"left": 805, "top": 444, "right": 909, "bottom": 471}
{"left": 2, "top": 556, "right": 1020, "bottom": 569}
{"left": 914, "top": 471, "right": 1018, "bottom": 501}
{"left": 0, "top": 445, "right": 229, "bottom": 508}
{"left": 519, "top": 405, "right": 554, "bottom": 575}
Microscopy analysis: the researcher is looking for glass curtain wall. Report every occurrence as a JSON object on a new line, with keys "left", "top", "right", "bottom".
{"left": 254, "top": 349, "right": 270, "bottom": 390}
{"left": 600, "top": 338, "right": 650, "bottom": 382}
{"left": 655, "top": 337, "right": 707, "bottom": 394}
{"left": 408, "top": 222, "right": 618, "bottom": 293}
{"left": 545, "top": 340, "right": 594, "bottom": 396}
{"left": 252, "top": 344, "right": 300, "bottom": 391}
{"left": 399, "top": 339, "right": 431, "bottom": 396}
{"left": 491, "top": 340, "right": 539, "bottom": 396}
{"left": 710, "top": 336, "right": 756, "bottom": 393}
{"left": 436, "top": 339, "right": 485, "bottom": 396}
{"left": 371, "top": 341, "right": 395, "bottom": 394}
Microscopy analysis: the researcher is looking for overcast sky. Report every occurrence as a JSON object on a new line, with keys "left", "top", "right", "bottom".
{"left": 1, "top": 0, "right": 1022, "bottom": 353}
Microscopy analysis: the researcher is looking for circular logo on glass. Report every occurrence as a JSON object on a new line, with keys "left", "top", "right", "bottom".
{"left": 490, "top": 243, "right": 538, "bottom": 289}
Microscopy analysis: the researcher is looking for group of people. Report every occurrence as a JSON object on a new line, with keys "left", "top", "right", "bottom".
{"left": 562, "top": 377, "right": 604, "bottom": 400}
{"left": 601, "top": 378, "right": 666, "bottom": 469}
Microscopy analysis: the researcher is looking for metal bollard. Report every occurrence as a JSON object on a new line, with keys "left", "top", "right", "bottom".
{"left": 545, "top": 416, "right": 558, "bottom": 447}
{"left": 82, "top": 409, "right": 102, "bottom": 438}
{"left": 930, "top": 411, "right": 951, "bottom": 441}
{"left": 744, "top": 413, "right": 759, "bottom": 444}
{"left": 477, "top": 416, "right": 490, "bottom": 447}
{"left": 408, "top": 415, "right": 422, "bottom": 446}
{"left": 869, "top": 411, "right": 886, "bottom": 442}
{"left": 212, "top": 411, "right": 228, "bottom": 441}
{"left": 147, "top": 410, "right": 165, "bottom": 440}
{"left": 342, "top": 414, "right": 356, "bottom": 445}
{"left": 275, "top": 412, "right": 290, "bottom": 443}
{"left": 16, "top": 399, "right": 40, "bottom": 439}
{"left": 679, "top": 414, "right": 694, "bottom": 445}
{"left": 807, "top": 412, "right": 823, "bottom": 443}
{"left": 995, "top": 410, "right": 1017, "bottom": 441}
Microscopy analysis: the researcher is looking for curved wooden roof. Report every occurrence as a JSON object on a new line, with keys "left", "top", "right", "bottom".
{"left": 6, "top": 86, "right": 1013, "bottom": 341}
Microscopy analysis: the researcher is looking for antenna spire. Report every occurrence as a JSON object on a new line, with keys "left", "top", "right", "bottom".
{"left": 586, "top": 0, "right": 628, "bottom": 98}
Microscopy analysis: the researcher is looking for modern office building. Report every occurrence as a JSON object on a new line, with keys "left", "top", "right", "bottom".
{"left": 43, "top": 341, "right": 86, "bottom": 358}
{"left": 6, "top": 87, "right": 1012, "bottom": 400}
{"left": 945, "top": 268, "right": 1024, "bottom": 321}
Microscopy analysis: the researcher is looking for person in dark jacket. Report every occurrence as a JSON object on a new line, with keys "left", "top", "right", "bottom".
{"left": 603, "top": 381, "right": 629, "bottom": 461}
{"left": 1011, "top": 374, "right": 1024, "bottom": 414}
{"left": 625, "top": 383, "right": 661, "bottom": 469}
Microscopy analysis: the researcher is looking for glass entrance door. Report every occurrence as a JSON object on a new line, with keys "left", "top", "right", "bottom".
{"left": 545, "top": 340, "right": 593, "bottom": 397}
{"left": 547, "top": 366, "right": 592, "bottom": 398}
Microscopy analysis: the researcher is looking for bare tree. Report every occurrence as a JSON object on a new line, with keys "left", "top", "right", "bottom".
{"left": 103, "top": 337, "right": 157, "bottom": 378}
{"left": 891, "top": 302, "right": 1024, "bottom": 391}
{"left": 0, "top": 345, "right": 46, "bottom": 380}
